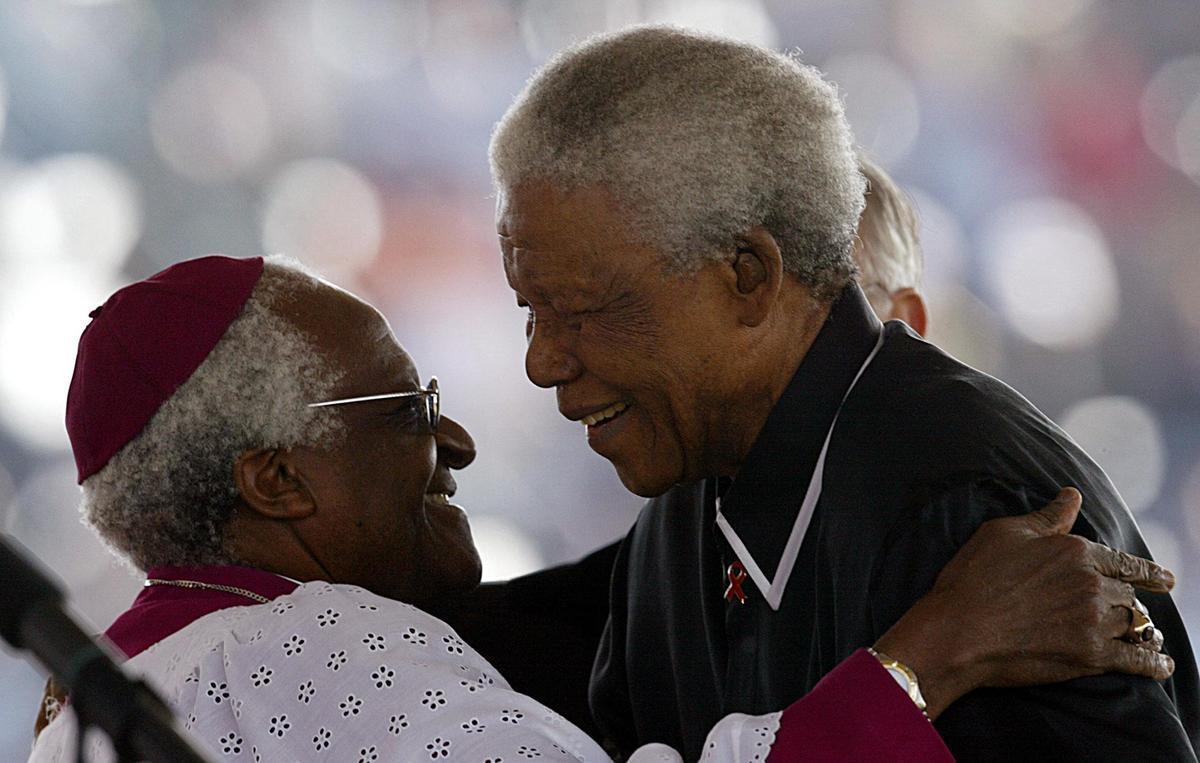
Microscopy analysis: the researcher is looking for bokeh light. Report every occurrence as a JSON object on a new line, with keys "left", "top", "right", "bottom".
{"left": 1139, "top": 517, "right": 1183, "bottom": 587}
{"left": 0, "top": 266, "right": 119, "bottom": 450}
{"left": 1162, "top": 207, "right": 1200, "bottom": 344}
{"left": 907, "top": 187, "right": 967, "bottom": 289}
{"left": 14, "top": 0, "right": 160, "bottom": 66}
{"left": 310, "top": 0, "right": 429, "bottom": 79}
{"left": 970, "top": 0, "right": 1097, "bottom": 39}
{"left": 150, "top": 62, "right": 272, "bottom": 183}
{"left": 894, "top": 0, "right": 1018, "bottom": 90}
{"left": 470, "top": 514, "right": 545, "bottom": 582}
{"left": 518, "top": 0, "right": 638, "bottom": 62}
{"left": 1177, "top": 92, "right": 1200, "bottom": 185}
{"left": 647, "top": 0, "right": 778, "bottom": 48}
{"left": 0, "top": 153, "right": 142, "bottom": 274}
{"left": 260, "top": 158, "right": 383, "bottom": 279}
{"left": 982, "top": 197, "right": 1119, "bottom": 349}
{"left": 824, "top": 53, "right": 921, "bottom": 165}
{"left": 0, "top": 65, "right": 7, "bottom": 148}
{"left": 519, "top": 0, "right": 777, "bottom": 75}
{"left": 421, "top": 1, "right": 520, "bottom": 117}
{"left": 1060, "top": 396, "right": 1166, "bottom": 514}
{"left": 1182, "top": 457, "right": 1200, "bottom": 554}
{"left": 924, "top": 284, "right": 1006, "bottom": 376}
{"left": 1140, "top": 56, "right": 1200, "bottom": 175}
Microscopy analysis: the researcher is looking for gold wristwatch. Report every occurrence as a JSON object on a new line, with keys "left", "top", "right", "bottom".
{"left": 868, "top": 648, "right": 929, "bottom": 720}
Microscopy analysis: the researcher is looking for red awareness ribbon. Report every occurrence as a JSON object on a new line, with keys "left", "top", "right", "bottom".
{"left": 725, "top": 560, "right": 748, "bottom": 604}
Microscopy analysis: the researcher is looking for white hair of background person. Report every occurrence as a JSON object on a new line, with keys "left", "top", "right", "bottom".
{"left": 490, "top": 25, "right": 866, "bottom": 300}
{"left": 854, "top": 154, "right": 923, "bottom": 300}
{"left": 81, "top": 256, "right": 345, "bottom": 572}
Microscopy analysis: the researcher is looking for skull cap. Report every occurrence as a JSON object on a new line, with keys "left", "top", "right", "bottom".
{"left": 66, "top": 255, "right": 265, "bottom": 483}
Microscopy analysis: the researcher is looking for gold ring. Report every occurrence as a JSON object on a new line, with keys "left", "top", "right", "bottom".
{"left": 1130, "top": 604, "right": 1155, "bottom": 643}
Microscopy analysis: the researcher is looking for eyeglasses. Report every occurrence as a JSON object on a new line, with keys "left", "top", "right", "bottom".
{"left": 307, "top": 377, "right": 440, "bottom": 432}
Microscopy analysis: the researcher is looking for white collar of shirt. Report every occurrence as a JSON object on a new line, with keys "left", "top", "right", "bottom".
{"left": 715, "top": 328, "right": 885, "bottom": 611}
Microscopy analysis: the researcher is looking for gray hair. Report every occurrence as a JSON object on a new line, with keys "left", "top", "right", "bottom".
{"left": 80, "top": 256, "right": 345, "bottom": 571}
{"left": 490, "top": 25, "right": 865, "bottom": 299}
{"left": 854, "top": 154, "right": 923, "bottom": 294}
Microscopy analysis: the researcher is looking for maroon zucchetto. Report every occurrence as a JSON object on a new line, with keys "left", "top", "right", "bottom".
{"left": 66, "top": 255, "right": 265, "bottom": 483}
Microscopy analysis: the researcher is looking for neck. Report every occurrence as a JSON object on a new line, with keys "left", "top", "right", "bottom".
{"left": 707, "top": 292, "right": 831, "bottom": 478}
{"left": 222, "top": 511, "right": 332, "bottom": 585}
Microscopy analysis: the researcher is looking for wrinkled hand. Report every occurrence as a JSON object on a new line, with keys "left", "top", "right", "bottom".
{"left": 874, "top": 487, "right": 1175, "bottom": 720}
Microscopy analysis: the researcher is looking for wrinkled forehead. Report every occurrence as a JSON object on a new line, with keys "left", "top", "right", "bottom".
{"left": 501, "top": 241, "right": 611, "bottom": 300}
{"left": 497, "top": 182, "right": 648, "bottom": 296}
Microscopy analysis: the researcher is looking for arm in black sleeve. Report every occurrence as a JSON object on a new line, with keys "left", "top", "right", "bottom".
{"left": 588, "top": 532, "right": 639, "bottom": 758}
{"left": 869, "top": 477, "right": 1197, "bottom": 762}
{"left": 430, "top": 540, "right": 621, "bottom": 739}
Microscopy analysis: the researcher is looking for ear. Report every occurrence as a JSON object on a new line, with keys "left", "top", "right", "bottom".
{"left": 885, "top": 287, "right": 928, "bottom": 337}
{"left": 233, "top": 448, "right": 318, "bottom": 521}
{"left": 720, "top": 226, "right": 784, "bottom": 328}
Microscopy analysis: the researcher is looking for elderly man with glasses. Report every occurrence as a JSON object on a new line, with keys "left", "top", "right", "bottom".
{"left": 29, "top": 254, "right": 1178, "bottom": 761}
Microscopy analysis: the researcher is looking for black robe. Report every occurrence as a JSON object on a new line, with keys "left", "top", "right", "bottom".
{"left": 427, "top": 540, "right": 619, "bottom": 743}
{"left": 589, "top": 286, "right": 1199, "bottom": 762}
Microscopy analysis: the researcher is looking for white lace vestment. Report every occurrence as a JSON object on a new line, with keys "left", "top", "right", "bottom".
{"left": 30, "top": 581, "right": 779, "bottom": 762}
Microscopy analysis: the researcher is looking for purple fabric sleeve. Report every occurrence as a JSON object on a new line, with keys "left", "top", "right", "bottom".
{"left": 766, "top": 649, "right": 954, "bottom": 762}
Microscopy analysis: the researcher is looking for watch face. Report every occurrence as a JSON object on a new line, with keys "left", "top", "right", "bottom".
{"left": 885, "top": 666, "right": 913, "bottom": 692}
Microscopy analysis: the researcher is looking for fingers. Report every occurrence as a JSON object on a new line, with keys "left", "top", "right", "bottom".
{"left": 1101, "top": 639, "right": 1175, "bottom": 681}
{"left": 1089, "top": 542, "right": 1175, "bottom": 592}
{"left": 1022, "top": 487, "right": 1082, "bottom": 536}
{"left": 1099, "top": 579, "right": 1137, "bottom": 638}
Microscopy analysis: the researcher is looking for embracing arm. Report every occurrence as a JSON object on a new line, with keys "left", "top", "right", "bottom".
{"left": 436, "top": 491, "right": 1176, "bottom": 762}
{"left": 874, "top": 488, "right": 1173, "bottom": 719}
{"left": 612, "top": 489, "right": 1176, "bottom": 762}
{"left": 868, "top": 484, "right": 1195, "bottom": 760}
{"left": 743, "top": 488, "right": 1172, "bottom": 762}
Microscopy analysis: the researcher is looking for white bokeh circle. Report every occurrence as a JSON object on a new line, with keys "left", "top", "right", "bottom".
{"left": 982, "top": 197, "right": 1119, "bottom": 349}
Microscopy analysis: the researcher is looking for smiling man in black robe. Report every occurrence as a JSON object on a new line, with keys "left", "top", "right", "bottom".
{"left": 479, "top": 26, "right": 1198, "bottom": 762}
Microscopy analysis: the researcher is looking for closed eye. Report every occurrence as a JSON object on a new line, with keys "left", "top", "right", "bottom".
{"left": 386, "top": 401, "right": 424, "bottom": 428}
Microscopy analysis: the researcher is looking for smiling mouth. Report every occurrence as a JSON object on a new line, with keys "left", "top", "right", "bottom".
{"left": 425, "top": 492, "right": 453, "bottom": 506}
{"left": 580, "top": 401, "right": 628, "bottom": 428}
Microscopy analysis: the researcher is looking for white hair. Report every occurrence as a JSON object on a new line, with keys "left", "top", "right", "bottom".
{"left": 854, "top": 154, "right": 923, "bottom": 294}
{"left": 81, "top": 256, "right": 345, "bottom": 571}
{"left": 490, "top": 25, "right": 865, "bottom": 299}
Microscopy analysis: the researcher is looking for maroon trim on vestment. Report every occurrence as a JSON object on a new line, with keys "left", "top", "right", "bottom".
{"left": 104, "top": 565, "right": 299, "bottom": 659}
{"left": 766, "top": 649, "right": 955, "bottom": 762}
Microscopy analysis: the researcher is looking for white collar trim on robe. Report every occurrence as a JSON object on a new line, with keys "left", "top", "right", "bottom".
{"left": 716, "top": 328, "right": 886, "bottom": 611}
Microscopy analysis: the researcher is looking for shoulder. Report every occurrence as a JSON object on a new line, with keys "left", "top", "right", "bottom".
{"left": 831, "top": 326, "right": 1100, "bottom": 510}
{"left": 117, "top": 584, "right": 606, "bottom": 761}
{"left": 818, "top": 328, "right": 1119, "bottom": 576}
{"left": 857, "top": 327, "right": 1050, "bottom": 436}
{"left": 232, "top": 582, "right": 495, "bottom": 677}
{"left": 123, "top": 582, "right": 509, "bottom": 716}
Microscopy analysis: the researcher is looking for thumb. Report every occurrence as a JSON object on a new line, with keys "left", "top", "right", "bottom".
{"left": 1023, "top": 487, "right": 1081, "bottom": 536}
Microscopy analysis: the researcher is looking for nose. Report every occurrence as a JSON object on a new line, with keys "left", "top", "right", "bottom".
{"left": 435, "top": 415, "right": 476, "bottom": 470}
{"left": 525, "top": 319, "right": 583, "bottom": 389}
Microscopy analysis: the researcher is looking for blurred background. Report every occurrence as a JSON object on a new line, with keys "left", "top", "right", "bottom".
{"left": 0, "top": 0, "right": 1198, "bottom": 754}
